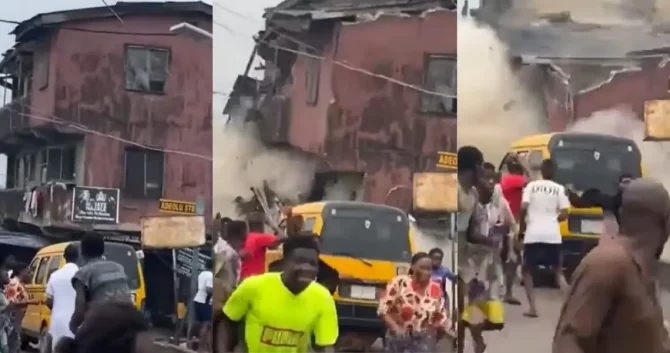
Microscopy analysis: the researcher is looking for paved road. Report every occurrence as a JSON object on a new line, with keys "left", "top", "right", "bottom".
{"left": 463, "top": 285, "right": 670, "bottom": 353}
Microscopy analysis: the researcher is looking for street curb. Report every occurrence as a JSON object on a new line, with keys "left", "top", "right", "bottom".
{"left": 660, "top": 261, "right": 670, "bottom": 292}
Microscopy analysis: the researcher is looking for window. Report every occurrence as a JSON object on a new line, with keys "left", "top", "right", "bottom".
{"left": 302, "top": 217, "right": 316, "bottom": 232}
{"left": 304, "top": 45, "right": 320, "bottom": 105}
{"left": 421, "top": 54, "right": 457, "bottom": 115}
{"left": 46, "top": 255, "right": 62, "bottom": 282}
{"left": 42, "top": 146, "right": 76, "bottom": 181}
{"left": 34, "top": 257, "right": 51, "bottom": 285}
{"left": 124, "top": 148, "right": 165, "bottom": 199}
{"left": 27, "top": 258, "right": 40, "bottom": 285}
{"left": 125, "top": 46, "right": 170, "bottom": 93}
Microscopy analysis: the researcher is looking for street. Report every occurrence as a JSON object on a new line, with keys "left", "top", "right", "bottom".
{"left": 467, "top": 285, "right": 670, "bottom": 353}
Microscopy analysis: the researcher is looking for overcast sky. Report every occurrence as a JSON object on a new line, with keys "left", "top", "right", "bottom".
{"left": 0, "top": 0, "right": 281, "bottom": 116}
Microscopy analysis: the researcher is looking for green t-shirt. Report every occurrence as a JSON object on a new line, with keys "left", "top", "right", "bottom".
{"left": 223, "top": 273, "right": 339, "bottom": 353}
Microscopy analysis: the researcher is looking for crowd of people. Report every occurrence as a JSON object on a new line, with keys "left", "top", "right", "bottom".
{"left": 456, "top": 144, "right": 670, "bottom": 353}
{"left": 210, "top": 208, "right": 457, "bottom": 353}
{"left": 0, "top": 234, "right": 159, "bottom": 353}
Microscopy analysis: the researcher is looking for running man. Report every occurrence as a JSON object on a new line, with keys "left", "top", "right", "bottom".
{"left": 70, "top": 234, "right": 132, "bottom": 334}
{"left": 519, "top": 159, "right": 570, "bottom": 318}
{"left": 499, "top": 155, "right": 527, "bottom": 305}
{"left": 456, "top": 146, "right": 493, "bottom": 353}
{"left": 45, "top": 244, "right": 79, "bottom": 353}
{"left": 461, "top": 162, "right": 515, "bottom": 353}
{"left": 553, "top": 178, "right": 670, "bottom": 353}
{"left": 192, "top": 258, "right": 213, "bottom": 352}
{"left": 217, "top": 235, "right": 338, "bottom": 353}
{"left": 428, "top": 248, "right": 456, "bottom": 305}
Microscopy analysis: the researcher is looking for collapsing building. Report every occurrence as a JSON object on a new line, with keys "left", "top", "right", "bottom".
{"left": 223, "top": 0, "right": 458, "bottom": 224}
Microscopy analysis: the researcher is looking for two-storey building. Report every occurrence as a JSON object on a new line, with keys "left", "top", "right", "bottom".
{"left": 227, "top": 0, "right": 457, "bottom": 212}
{"left": 0, "top": 1, "right": 212, "bottom": 239}
{"left": 0, "top": 1, "right": 212, "bottom": 326}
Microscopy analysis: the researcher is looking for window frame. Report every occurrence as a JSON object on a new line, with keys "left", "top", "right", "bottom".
{"left": 27, "top": 257, "right": 40, "bottom": 285}
{"left": 419, "top": 53, "right": 457, "bottom": 117}
{"left": 34, "top": 256, "right": 51, "bottom": 286}
{"left": 124, "top": 44, "right": 171, "bottom": 95}
{"left": 303, "top": 45, "right": 320, "bottom": 106}
{"left": 46, "top": 255, "right": 62, "bottom": 282}
{"left": 122, "top": 147, "right": 166, "bottom": 199}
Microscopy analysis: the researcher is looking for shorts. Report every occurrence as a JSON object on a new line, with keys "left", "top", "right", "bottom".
{"left": 194, "top": 301, "right": 212, "bottom": 322}
{"left": 523, "top": 243, "right": 561, "bottom": 269}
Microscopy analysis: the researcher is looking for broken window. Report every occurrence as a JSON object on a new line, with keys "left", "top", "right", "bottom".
{"left": 304, "top": 45, "right": 320, "bottom": 105}
{"left": 421, "top": 54, "right": 457, "bottom": 115}
{"left": 125, "top": 46, "right": 170, "bottom": 93}
{"left": 124, "top": 148, "right": 164, "bottom": 199}
{"left": 42, "top": 146, "right": 76, "bottom": 181}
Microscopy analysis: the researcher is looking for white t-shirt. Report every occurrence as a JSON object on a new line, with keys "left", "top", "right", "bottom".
{"left": 521, "top": 179, "right": 570, "bottom": 244}
{"left": 46, "top": 262, "right": 79, "bottom": 350}
{"left": 193, "top": 270, "right": 213, "bottom": 304}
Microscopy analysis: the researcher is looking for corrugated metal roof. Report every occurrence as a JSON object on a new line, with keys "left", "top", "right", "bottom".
{"left": 12, "top": 1, "right": 212, "bottom": 40}
{"left": 498, "top": 23, "right": 670, "bottom": 59}
{"left": 267, "top": 0, "right": 455, "bottom": 17}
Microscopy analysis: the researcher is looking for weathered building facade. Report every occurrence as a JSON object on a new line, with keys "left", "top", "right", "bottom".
{"left": 234, "top": 0, "right": 457, "bottom": 211}
{"left": 0, "top": 2, "right": 213, "bottom": 241}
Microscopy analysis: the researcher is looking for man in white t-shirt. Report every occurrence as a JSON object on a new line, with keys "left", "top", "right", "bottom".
{"left": 45, "top": 244, "right": 79, "bottom": 353}
{"left": 518, "top": 158, "right": 570, "bottom": 318}
{"left": 192, "top": 258, "right": 213, "bottom": 352}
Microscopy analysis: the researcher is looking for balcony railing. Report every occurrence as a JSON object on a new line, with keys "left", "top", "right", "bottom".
{"left": 0, "top": 183, "right": 77, "bottom": 229}
{"left": 0, "top": 97, "right": 30, "bottom": 139}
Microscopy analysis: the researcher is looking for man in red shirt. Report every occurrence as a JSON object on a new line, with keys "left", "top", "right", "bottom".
{"left": 499, "top": 156, "right": 527, "bottom": 305}
{"left": 239, "top": 231, "right": 285, "bottom": 280}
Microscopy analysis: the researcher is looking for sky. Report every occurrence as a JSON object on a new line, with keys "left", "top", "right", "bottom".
{"left": 212, "top": 0, "right": 280, "bottom": 117}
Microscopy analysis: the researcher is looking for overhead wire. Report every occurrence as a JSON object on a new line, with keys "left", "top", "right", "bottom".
{"left": 213, "top": 2, "right": 455, "bottom": 99}
{"left": 0, "top": 7, "right": 213, "bottom": 161}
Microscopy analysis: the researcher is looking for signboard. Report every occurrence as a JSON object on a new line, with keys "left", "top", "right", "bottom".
{"left": 644, "top": 100, "right": 670, "bottom": 140}
{"left": 71, "top": 187, "right": 119, "bottom": 223}
{"left": 436, "top": 151, "right": 457, "bottom": 169}
{"left": 159, "top": 199, "right": 196, "bottom": 215}
{"left": 413, "top": 172, "right": 458, "bottom": 212}
{"left": 141, "top": 215, "right": 206, "bottom": 249}
{"left": 175, "top": 248, "right": 210, "bottom": 276}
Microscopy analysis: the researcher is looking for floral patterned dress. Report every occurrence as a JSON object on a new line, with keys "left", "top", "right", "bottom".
{"left": 378, "top": 275, "right": 448, "bottom": 352}
{"left": 5, "top": 278, "right": 28, "bottom": 353}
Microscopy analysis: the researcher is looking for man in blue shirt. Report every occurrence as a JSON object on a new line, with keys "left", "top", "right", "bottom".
{"left": 429, "top": 248, "right": 456, "bottom": 298}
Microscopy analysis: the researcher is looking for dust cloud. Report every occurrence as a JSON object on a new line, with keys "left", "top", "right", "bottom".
{"left": 506, "top": 0, "right": 662, "bottom": 25}
{"left": 212, "top": 118, "right": 317, "bottom": 218}
{"left": 457, "top": 18, "right": 546, "bottom": 164}
{"left": 566, "top": 106, "right": 670, "bottom": 191}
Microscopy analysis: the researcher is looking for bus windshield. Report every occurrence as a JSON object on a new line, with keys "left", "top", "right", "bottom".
{"left": 551, "top": 139, "right": 641, "bottom": 198}
{"left": 320, "top": 204, "right": 412, "bottom": 263}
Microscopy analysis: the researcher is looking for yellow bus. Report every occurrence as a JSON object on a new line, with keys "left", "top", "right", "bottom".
{"left": 22, "top": 241, "right": 146, "bottom": 349}
{"left": 503, "top": 132, "right": 643, "bottom": 273}
{"left": 266, "top": 201, "right": 416, "bottom": 336}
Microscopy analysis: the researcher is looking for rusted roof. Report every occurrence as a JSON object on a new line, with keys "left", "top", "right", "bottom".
{"left": 267, "top": 0, "right": 456, "bottom": 18}
{"left": 499, "top": 23, "right": 670, "bottom": 60}
{"left": 11, "top": 1, "right": 212, "bottom": 41}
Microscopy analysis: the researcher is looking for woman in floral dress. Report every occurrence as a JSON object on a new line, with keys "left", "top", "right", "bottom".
{"left": 378, "top": 252, "right": 450, "bottom": 353}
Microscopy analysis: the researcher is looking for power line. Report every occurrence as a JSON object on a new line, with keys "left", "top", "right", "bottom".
{"left": 0, "top": 17, "right": 178, "bottom": 36}
{"left": 213, "top": 20, "right": 455, "bottom": 99}
{"left": 4, "top": 104, "right": 212, "bottom": 161}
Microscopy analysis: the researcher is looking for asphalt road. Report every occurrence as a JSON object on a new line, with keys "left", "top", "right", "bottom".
{"left": 463, "top": 285, "right": 670, "bottom": 353}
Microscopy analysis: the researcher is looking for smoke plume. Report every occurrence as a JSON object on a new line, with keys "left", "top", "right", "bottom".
{"left": 502, "top": 0, "right": 661, "bottom": 25}
{"left": 457, "top": 18, "right": 546, "bottom": 164}
{"left": 566, "top": 106, "right": 670, "bottom": 192}
{"left": 212, "top": 118, "right": 317, "bottom": 218}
